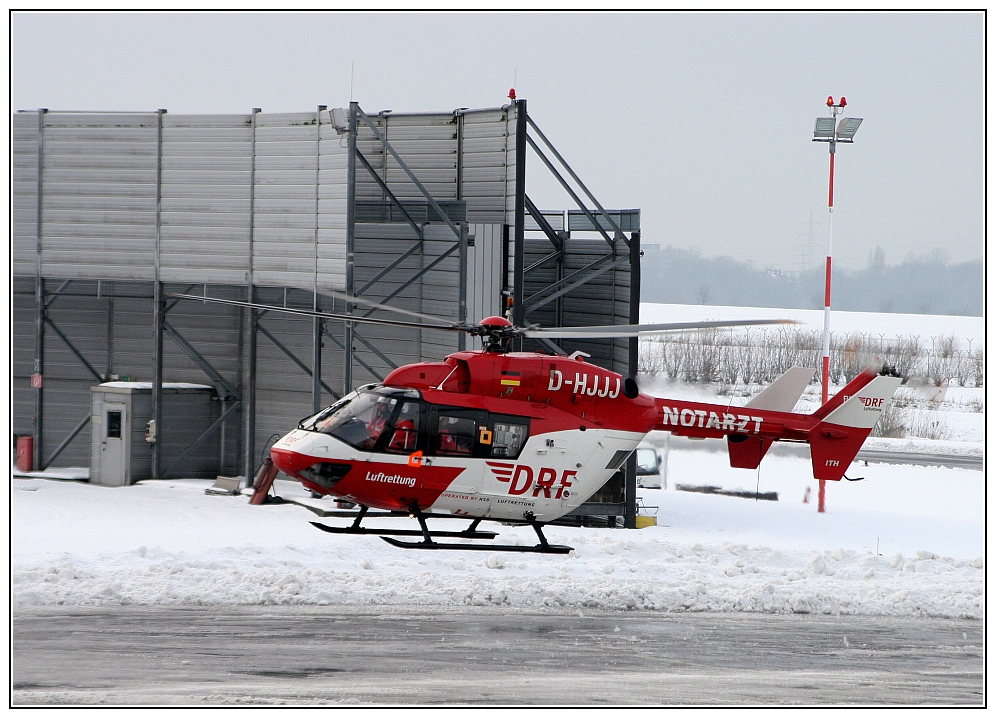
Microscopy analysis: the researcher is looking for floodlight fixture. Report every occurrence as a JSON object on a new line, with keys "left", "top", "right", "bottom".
{"left": 330, "top": 107, "right": 349, "bottom": 134}
{"left": 835, "top": 117, "right": 863, "bottom": 140}
{"left": 813, "top": 117, "right": 836, "bottom": 140}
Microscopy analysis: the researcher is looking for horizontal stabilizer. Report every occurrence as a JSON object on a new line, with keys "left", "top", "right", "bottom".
{"left": 747, "top": 367, "right": 816, "bottom": 413}
{"left": 821, "top": 374, "right": 904, "bottom": 429}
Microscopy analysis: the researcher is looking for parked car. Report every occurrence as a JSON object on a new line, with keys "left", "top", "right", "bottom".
{"left": 635, "top": 446, "right": 663, "bottom": 489}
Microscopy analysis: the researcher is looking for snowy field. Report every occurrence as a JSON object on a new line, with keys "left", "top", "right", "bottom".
{"left": 11, "top": 305, "right": 986, "bottom": 620}
{"left": 641, "top": 302, "right": 984, "bottom": 342}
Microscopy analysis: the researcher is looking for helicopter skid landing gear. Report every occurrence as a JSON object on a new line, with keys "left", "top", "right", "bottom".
{"left": 309, "top": 505, "right": 498, "bottom": 540}
{"left": 310, "top": 505, "right": 573, "bottom": 554}
{"left": 380, "top": 535, "right": 573, "bottom": 555}
{"left": 382, "top": 515, "right": 573, "bottom": 555}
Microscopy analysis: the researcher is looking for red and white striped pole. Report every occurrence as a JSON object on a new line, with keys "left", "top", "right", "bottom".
{"left": 817, "top": 95, "right": 847, "bottom": 513}
{"left": 819, "top": 142, "right": 835, "bottom": 513}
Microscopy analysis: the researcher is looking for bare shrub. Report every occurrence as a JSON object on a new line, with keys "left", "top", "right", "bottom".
{"left": 872, "top": 401, "right": 907, "bottom": 438}
{"left": 638, "top": 326, "right": 975, "bottom": 393}
{"left": 870, "top": 387, "right": 949, "bottom": 439}
{"left": 686, "top": 329, "right": 722, "bottom": 383}
{"left": 970, "top": 348, "right": 985, "bottom": 387}
{"left": 662, "top": 336, "right": 686, "bottom": 379}
{"left": 889, "top": 336, "right": 925, "bottom": 382}
{"left": 905, "top": 409, "right": 951, "bottom": 440}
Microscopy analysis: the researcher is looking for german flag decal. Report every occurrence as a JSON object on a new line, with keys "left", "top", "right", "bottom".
{"left": 500, "top": 370, "right": 521, "bottom": 387}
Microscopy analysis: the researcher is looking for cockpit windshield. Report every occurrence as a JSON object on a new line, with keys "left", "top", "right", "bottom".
{"left": 300, "top": 387, "right": 420, "bottom": 452}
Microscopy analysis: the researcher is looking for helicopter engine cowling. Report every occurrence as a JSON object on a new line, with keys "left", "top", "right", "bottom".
{"left": 383, "top": 358, "right": 471, "bottom": 393}
{"left": 383, "top": 361, "right": 462, "bottom": 390}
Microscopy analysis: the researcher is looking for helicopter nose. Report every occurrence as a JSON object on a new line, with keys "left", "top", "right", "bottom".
{"left": 270, "top": 446, "right": 352, "bottom": 492}
{"left": 269, "top": 445, "right": 301, "bottom": 478}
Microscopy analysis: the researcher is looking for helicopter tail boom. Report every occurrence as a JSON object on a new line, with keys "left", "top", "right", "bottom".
{"left": 655, "top": 363, "right": 902, "bottom": 481}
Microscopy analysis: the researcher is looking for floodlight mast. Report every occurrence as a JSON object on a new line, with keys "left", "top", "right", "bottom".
{"left": 811, "top": 96, "right": 862, "bottom": 513}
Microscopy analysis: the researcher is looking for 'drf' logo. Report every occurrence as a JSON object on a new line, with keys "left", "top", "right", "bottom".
{"left": 488, "top": 462, "right": 577, "bottom": 499}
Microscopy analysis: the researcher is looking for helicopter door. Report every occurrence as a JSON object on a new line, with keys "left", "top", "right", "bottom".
{"left": 424, "top": 407, "right": 486, "bottom": 507}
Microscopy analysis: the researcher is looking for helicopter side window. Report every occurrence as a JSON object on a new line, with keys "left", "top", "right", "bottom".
{"left": 384, "top": 401, "right": 421, "bottom": 454}
{"left": 436, "top": 415, "right": 476, "bottom": 456}
{"left": 490, "top": 421, "right": 527, "bottom": 458}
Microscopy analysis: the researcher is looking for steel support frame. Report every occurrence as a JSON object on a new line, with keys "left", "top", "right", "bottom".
{"left": 156, "top": 290, "right": 245, "bottom": 476}
{"left": 148, "top": 108, "right": 243, "bottom": 479}
{"left": 43, "top": 315, "right": 105, "bottom": 383}
{"left": 322, "top": 327, "right": 382, "bottom": 382}
{"left": 35, "top": 275, "right": 106, "bottom": 469}
{"left": 31, "top": 108, "right": 106, "bottom": 471}
{"left": 257, "top": 318, "right": 338, "bottom": 399}
{"left": 23, "top": 273, "right": 250, "bottom": 474}
{"left": 512, "top": 109, "right": 642, "bottom": 528}
{"left": 32, "top": 108, "right": 46, "bottom": 470}
{"left": 343, "top": 103, "right": 357, "bottom": 393}
{"left": 152, "top": 109, "right": 166, "bottom": 478}
{"left": 43, "top": 414, "right": 91, "bottom": 470}
{"left": 343, "top": 103, "right": 469, "bottom": 383}
{"left": 243, "top": 108, "right": 261, "bottom": 481}
{"left": 161, "top": 401, "right": 242, "bottom": 478}
{"left": 312, "top": 105, "right": 327, "bottom": 414}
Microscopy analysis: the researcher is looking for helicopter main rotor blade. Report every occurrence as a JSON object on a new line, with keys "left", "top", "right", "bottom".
{"left": 168, "top": 294, "right": 475, "bottom": 334}
{"left": 314, "top": 288, "right": 462, "bottom": 327}
{"left": 519, "top": 318, "right": 798, "bottom": 339}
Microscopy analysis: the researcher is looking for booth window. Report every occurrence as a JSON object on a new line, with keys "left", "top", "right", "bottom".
{"left": 106, "top": 411, "right": 122, "bottom": 439}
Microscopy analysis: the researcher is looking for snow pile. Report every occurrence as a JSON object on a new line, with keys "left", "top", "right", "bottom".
{"left": 12, "top": 448, "right": 984, "bottom": 618}
{"left": 12, "top": 526, "right": 982, "bottom": 619}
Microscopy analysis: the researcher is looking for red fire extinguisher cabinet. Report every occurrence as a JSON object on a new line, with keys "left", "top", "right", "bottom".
{"left": 17, "top": 436, "right": 34, "bottom": 472}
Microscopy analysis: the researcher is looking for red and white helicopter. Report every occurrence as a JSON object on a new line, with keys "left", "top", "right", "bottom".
{"left": 177, "top": 293, "right": 902, "bottom": 554}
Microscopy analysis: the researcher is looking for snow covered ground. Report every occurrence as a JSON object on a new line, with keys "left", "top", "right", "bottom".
{"left": 11, "top": 305, "right": 986, "bottom": 620}
{"left": 12, "top": 444, "right": 983, "bottom": 619}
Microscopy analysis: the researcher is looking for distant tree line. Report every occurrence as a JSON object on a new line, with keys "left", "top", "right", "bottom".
{"left": 640, "top": 246, "right": 982, "bottom": 316}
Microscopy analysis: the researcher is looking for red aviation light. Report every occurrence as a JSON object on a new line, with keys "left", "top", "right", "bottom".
{"left": 508, "top": 88, "right": 516, "bottom": 101}
{"left": 826, "top": 96, "right": 834, "bottom": 107}
{"left": 839, "top": 96, "right": 847, "bottom": 107}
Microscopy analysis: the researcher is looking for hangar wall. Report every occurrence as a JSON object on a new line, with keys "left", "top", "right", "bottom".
{"left": 12, "top": 100, "right": 640, "bottom": 524}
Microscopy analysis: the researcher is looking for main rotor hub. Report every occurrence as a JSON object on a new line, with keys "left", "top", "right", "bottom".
{"left": 475, "top": 316, "right": 515, "bottom": 352}
{"left": 478, "top": 315, "right": 513, "bottom": 328}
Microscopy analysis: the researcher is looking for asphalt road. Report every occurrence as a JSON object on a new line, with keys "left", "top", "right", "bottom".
{"left": 12, "top": 607, "right": 983, "bottom": 705}
{"left": 854, "top": 450, "right": 983, "bottom": 471}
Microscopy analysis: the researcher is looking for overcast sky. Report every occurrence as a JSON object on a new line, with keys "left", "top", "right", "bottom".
{"left": 10, "top": 11, "right": 984, "bottom": 271}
